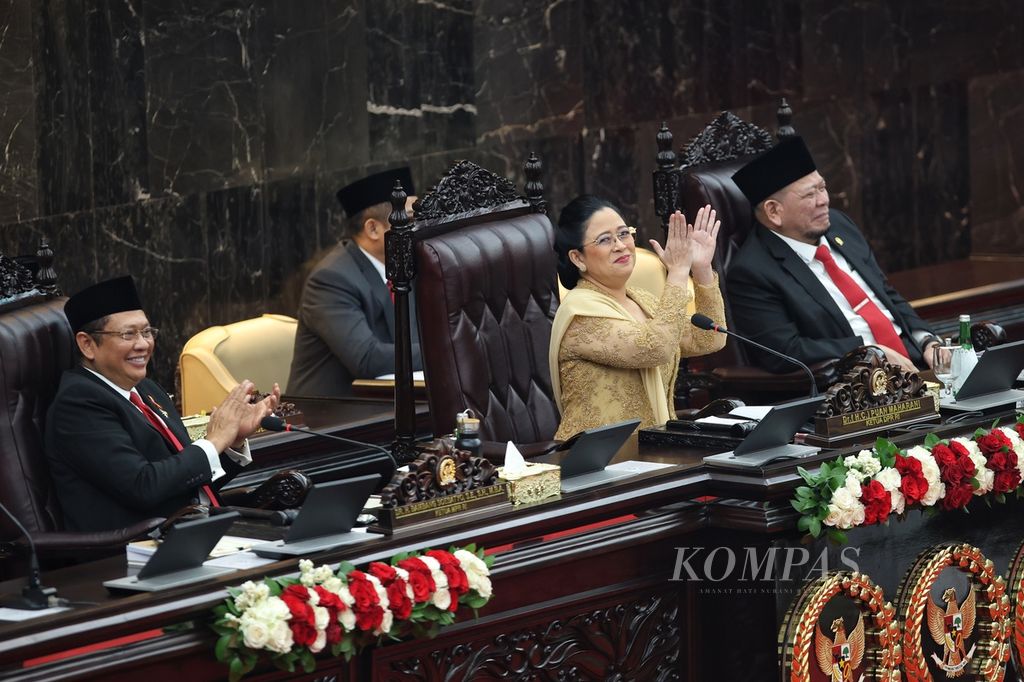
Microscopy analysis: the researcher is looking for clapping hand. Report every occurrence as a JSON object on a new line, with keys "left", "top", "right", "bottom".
{"left": 649, "top": 205, "right": 720, "bottom": 287}
{"left": 206, "top": 380, "right": 281, "bottom": 452}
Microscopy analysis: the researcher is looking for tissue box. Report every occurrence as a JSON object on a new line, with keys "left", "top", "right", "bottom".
{"left": 182, "top": 414, "right": 210, "bottom": 442}
{"left": 497, "top": 462, "right": 560, "bottom": 505}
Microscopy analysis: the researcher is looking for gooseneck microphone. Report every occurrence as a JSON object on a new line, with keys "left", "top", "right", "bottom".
{"left": 259, "top": 416, "right": 398, "bottom": 469}
{"left": 690, "top": 314, "right": 819, "bottom": 397}
{"left": 0, "top": 501, "right": 57, "bottom": 609}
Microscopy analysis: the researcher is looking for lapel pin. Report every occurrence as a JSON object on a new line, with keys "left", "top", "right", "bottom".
{"left": 834, "top": 237, "right": 845, "bottom": 246}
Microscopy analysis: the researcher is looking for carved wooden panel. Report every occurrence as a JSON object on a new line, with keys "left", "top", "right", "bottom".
{"left": 414, "top": 160, "right": 527, "bottom": 223}
{"left": 381, "top": 592, "right": 680, "bottom": 681}
{"left": 0, "top": 253, "right": 37, "bottom": 299}
{"left": 677, "top": 111, "right": 774, "bottom": 169}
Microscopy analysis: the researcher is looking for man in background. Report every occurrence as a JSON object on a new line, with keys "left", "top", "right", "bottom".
{"left": 288, "top": 167, "right": 422, "bottom": 397}
{"left": 727, "top": 137, "right": 939, "bottom": 373}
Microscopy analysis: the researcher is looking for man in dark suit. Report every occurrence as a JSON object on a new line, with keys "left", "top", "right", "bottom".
{"left": 45, "top": 276, "right": 279, "bottom": 532}
{"left": 288, "top": 167, "right": 422, "bottom": 397}
{"left": 727, "top": 137, "right": 940, "bottom": 373}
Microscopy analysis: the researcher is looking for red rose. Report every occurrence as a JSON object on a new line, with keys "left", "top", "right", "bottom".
{"left": 989, "top": 451, "right": 1009, "bottom": 470}
{"left": 933, "top": 444, "right": 957, "bottom": 469}
{"left": 941, "top": 482, "right": 973, "bottom": 510}
{"left": 398, "top": 557, "right": 436, "bottom": 603}
{"left": 368, "top": 561, "right": 397, "bottom": 585}
{"left": 977, "top": 430, "right": 1012, "bottom": 455}
{"left": 280, "top": 586, "right": 318, "bottom": 647}
{"left": 426, "top": 549, "right": 459, "bottom": 569}
{"left": 994, "top": 469, "right": 1021, "bottom": 494}
{"left": 900, "top": 473, "right": 927, "bottom": 506}
{"left": 325, "top": 621, "right": 342, "bottom": 645}
{"left": 948, "top": 441, "right": 970, "bottom": 458}
{"left": 895, "top": 454, "right": 923, "bottom": 476}
{"left": 346, "top": 571, "right": 379, "bottom": 611}
{"left": 1006, "top": 450, "right": 1019, "bottom": 469}
{"left": 1016, "top": 422, "right": 1024, "bottom": 440}
{"left": 386, "top": 579, "right": 413, "bottom": 620}
{"left": 860, "top": 480, "right": 892, "bottom": 526}
{"left": 956, "top": 453, "right": 976, "bottom": 479}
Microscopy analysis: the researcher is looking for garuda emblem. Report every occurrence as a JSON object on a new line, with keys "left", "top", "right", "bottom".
{"left": 926, "top": 586, "right": 976, "bottom": 677}
{"left": 815, "top": 614, "right": 865, "bottom": 682}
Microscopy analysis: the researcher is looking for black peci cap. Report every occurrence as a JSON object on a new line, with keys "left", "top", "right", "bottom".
{"left": 335, "top": 167, "right": 415, "bottom": 218}
{"left": 64, "top": 276, "right": 144, "bottom": 332}
{"left": 731, "top": 136, "right": 818, "bottom": 206}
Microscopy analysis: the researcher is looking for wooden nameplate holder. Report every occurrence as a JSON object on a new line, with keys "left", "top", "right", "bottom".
{"left": 803, "top": 347, "right": 937, "bottom": 447}
{"left": 371, "top": 440, "right": 510, "bottom": 534}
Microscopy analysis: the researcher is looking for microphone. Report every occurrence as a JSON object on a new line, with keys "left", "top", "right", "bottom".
{"left": 0, "top": 501, "right": 57, "bottom": 610}
{"left": 690, "top": 314, "right": 818, "bottom": 397}
{"left": 259, "top": 416, "right": 398, "bottom": 469}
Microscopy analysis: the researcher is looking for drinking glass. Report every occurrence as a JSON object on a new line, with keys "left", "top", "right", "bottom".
{"left": 932, "top": 343, "right": 955, "bottom": 402}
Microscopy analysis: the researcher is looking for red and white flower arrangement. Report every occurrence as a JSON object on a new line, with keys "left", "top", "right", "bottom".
{"left": 792, "top": 417, "right": 1024, "bottom": 543}
{"left": 212, "top": 544, "right": 494, "bottom": 681}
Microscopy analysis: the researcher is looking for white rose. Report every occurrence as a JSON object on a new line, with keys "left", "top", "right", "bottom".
{"left": 306, "top": 586, "right": 319, "bottom": 606}
{"left": 240, "top": 615, "right": 270, "bottom": 650}
{"left": 889, "top": 489, "right": 906, "bottom": 515}
{"left": 322, "top": 576, "right": 343, "bottom": 595}
{"left": 907, "top": 447, "right": 943, "bottom": 506}
{"left": 875, "top": 467, "right": 902, "bottom": 493}
{"left": 378, "top": 609, "right": 394, "bottom": 635}
{"left": 454, "top": 549, "right": 492, "bottom": 597}
{"left": 267, "top": 618, "right": 294, "bottom": 654}
{"left": 313, "top": 604, "right": 329, "bottom": 630}
{"left": 831, "top": 487, "right": 858, "bottom": 509}
{"left": 857, "top": 451, "right": 881, "bottom": 477}
{"left": 234, "top": 580, "right": 270, "bottom": 611}
{"left": 969, "top": 452, "right": 993, "bottom": 494}
{"left": 843, "top": 472, "right": 863, "bottom": 497}
{"left": 432, "top": 587, "right": 452, "bottom": 610}
{"left": 310, "top": 630, "right": 326, "bottom": 654}
{"left": 339, "top": 607, "right": 356, "bottom": 631}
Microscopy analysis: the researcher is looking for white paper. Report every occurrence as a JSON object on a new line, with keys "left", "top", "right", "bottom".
{"left": 502, "top": 441, "right": 527, "bottom": 476}
{"left": 204, "top": 552, "right": 278, "bottom": 570}
{"left": 373, "top": 371, "right": 425, "bottom": 381}
{"left": 695, "top": 415, "right": 751, "bottom": 427}
{"left": 728, "top": 405, "right": 772, "bottom": 421}
{"left": 0, "top": 605, "right": 70, "bottom": 621}
{"left": 605, "top": 460, "right": 673, "bottom": 473}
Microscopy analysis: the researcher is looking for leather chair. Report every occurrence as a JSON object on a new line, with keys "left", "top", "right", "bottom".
{"left": 179, "top": 313, "right": 297, "bottom": 414}
{"left": 402, "top": 160, "right": 560, "bottom": 458}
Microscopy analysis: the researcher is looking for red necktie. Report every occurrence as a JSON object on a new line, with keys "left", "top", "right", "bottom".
{"left": 129, "top": 391, "right": 220, "bottom": 507}
{"left": 387, "top": 279, "right": 395, "bottom": 304}
{"left": 814, "top": 244, "right": 908, "bottom": 355}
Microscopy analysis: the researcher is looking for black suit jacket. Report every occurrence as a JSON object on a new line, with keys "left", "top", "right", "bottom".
{"left": 288, "top": 241, "right": 422, "bottom": 397}
{"left": 726, "top": 209, "right": 936, "bottom": 373}
{"left": 44, "top": 368, "right": 240, "bottom": 532}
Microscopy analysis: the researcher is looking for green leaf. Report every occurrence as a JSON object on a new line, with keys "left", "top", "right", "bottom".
{"left": 215, "top": 634, "right": 233, "bottom": 663}
{"left": 827, "top": 528, "right": 848, "bottom": 545}
{"left": 797, "top": 515, "right": 812, "bottom": 532}
{"left": 996, "top": 492, "right": 1006, "bottom": 504}
{"left": 794, "top": 485, "right": 812, "bottom": 498}
{"left": 923, "top": 433, "right": 940, "bottom": 449}
{"left": 975, "top": 426, "right": 987, "bottom": 439}
{"left": 228, "top": 656, "right": 244, "bottom": 682}
{"left": 796, "top": 466, "right": 815, "bottom": 485}
{"left": 299, "top": 650, "right": 316, "bottom": 674}
{"left": 970, "top": 476, "right": 980, "bottom": 490}
{"left": 991, "top": 418, "right": 1001, "bottom": 429}
{"left": 808, "top": 517, "right": 822, "bottom": 538}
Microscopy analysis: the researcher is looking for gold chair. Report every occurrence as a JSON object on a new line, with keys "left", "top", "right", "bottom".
{"left": 178, "top": 314, "right": 297, "bottom": 415}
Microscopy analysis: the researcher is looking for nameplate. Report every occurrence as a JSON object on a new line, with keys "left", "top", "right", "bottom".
{"left": 816, "top": 395, "right": 937, "bottom": 438}
{"left": 373, "top": 484, "right": 510, "bottom": 533}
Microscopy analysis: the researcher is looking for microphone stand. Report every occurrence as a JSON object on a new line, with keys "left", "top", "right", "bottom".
{"left": 260, "top": 417, "right": 400, "bottom": 471}
{"left": 691, "top": 315, "right": 818, "bottom": 397}
{"left": 0, "top": 502, "right": 57, "bottom": 609}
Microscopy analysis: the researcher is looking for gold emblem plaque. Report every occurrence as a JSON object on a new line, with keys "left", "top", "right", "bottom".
{"left": 895, "top": 543, "right": 1011, "bottom": 681}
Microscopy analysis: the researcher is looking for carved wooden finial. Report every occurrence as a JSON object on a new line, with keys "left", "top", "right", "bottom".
{"left": 523, "top": 151, "right": 546, "bottom": 215}
{"left": 656, "top": 122, "right": 677, "bottom": 171}
{"left": 776, "top": 98, "right": 796, "bottom": 140}
{"left": 34, "top": 236, "right": 60, "bottom": 295}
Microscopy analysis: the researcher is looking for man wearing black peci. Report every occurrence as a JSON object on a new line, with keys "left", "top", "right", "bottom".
{"left": 288, "top": 167, "right": 423, "bottom": 397}
{"left": 45, "top": 276, "right": 279, "bottom": 532}
{"left": 727, "top": 137, "right": 940, "bottom": 374}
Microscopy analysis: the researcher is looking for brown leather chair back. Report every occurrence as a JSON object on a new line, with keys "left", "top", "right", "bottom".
{"left": 0, "top": 297, "right": 75, "bottom": 540}
{"left": 415, "top": 210, "right": 560, "bottom": 442}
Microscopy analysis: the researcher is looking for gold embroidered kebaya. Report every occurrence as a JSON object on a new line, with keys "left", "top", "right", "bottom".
{"left": 550, "top": 275, "right": 725, "bottom": 440}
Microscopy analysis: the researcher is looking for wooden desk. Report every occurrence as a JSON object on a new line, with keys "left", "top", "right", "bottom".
{"left": 1, "top": 411, "right": 1018, "bottom": 680}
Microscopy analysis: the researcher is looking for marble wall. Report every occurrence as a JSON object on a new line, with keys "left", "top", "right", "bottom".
{"left": 0, "top": 0, "right": 1022, "bottom": 389}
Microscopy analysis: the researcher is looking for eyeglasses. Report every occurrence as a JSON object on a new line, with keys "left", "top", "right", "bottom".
{"left": 91, "top": 327, "right": 160, "bottom": 342}
{"left": 582, "top": 226, "right": 636, "bottom": 249}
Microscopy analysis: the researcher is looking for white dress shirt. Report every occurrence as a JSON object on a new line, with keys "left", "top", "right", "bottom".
{"left": 773, "top": 233, "right": 903, "bottom": 345}
{"left": 358, "top": 245, "right": 388, "bottom": 283}
{"left": 83, "top": 368, "right": 251, "bottom": 482}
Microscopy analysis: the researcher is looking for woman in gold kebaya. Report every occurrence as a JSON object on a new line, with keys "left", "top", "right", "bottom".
{"left": 549, "top": 195, "right": 726, "bottom": 439}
